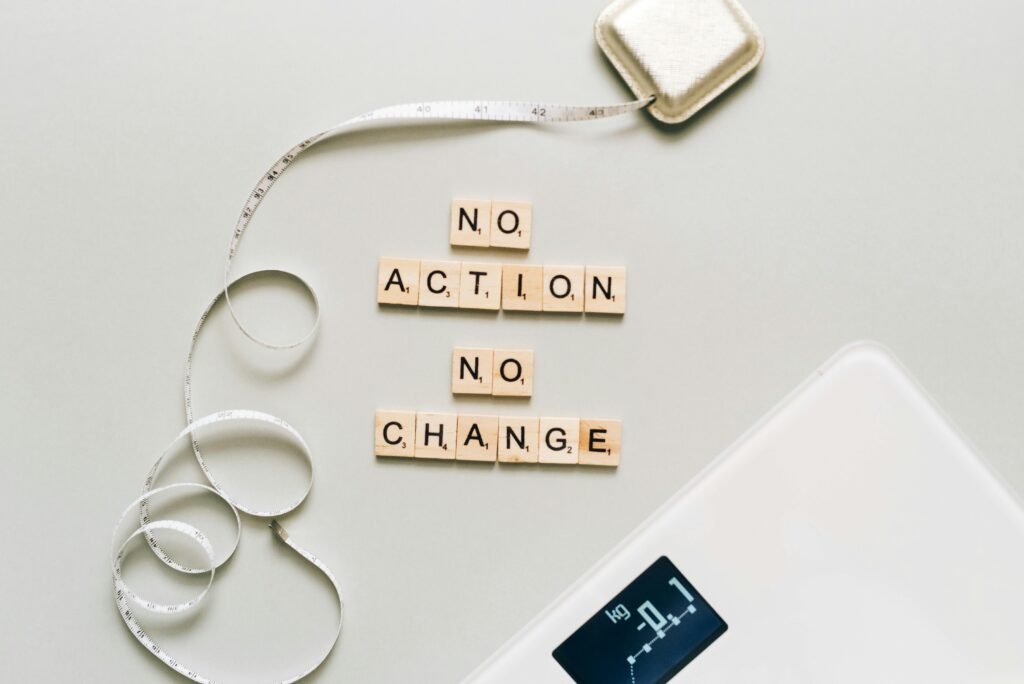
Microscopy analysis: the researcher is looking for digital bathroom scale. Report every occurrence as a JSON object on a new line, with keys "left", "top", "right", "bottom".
{"left": 464, "top": 342, "right": 1024, "bottom": 683}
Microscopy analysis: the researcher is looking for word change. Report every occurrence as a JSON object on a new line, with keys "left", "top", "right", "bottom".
{"left": 377, "top": 258, "right": 626, "bottom": 313}
{"left": 374, "top": 411, "right": 621, "bottom": 467}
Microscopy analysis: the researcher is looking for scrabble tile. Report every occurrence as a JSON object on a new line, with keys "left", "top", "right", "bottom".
{"left": 374, "top": 410, "right": 417, "bottom": 457}
{"left": 456, "top": 414, "right": 499, "bottom": 462}
{"left": 452, "top": 347, "right": 493, "bottom": 395}
{"left": 414, "top": 412, "right": 457, "bottom": 459}
{"left": 539, "top": 417, "right": 581, "bottom": 464}
{"left": 501, "top": 264, "right": 543, "bottom": 311}
{"left": 542, "top": 265, "right": 585, "bottom": 312}
{"left": 377, "top": 258, "right": 420, "bottom": 306}
{"left": 492, "top": 349, "right": 534, "bottom": 397}
{"left": 498, "top": 416, "right": 539, "bottom": 463}
{"left": 458, "top": 262, "right": 501, "bottom": 310}
{"left": 488, "top": 201, "right": 532, "bottom": 250}
{"left": 418, "top": 260, "right": 461, "bottom": 308}
{"left": 449, "top": 199, "right": 492, "bottom": 248}
{"left": 579, "top": 418, "right": 622, "bottom": 467}
{"left": 584, "top": 266, "right": 627, "bottom": 314}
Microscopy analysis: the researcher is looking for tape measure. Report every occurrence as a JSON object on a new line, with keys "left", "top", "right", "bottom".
{"left": 111, "top": 95, "right": 654, "bottom": 682}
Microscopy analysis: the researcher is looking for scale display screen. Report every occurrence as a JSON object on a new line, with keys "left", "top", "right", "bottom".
{"left": 552, "top": 556, "right": 727, "bottom": 684}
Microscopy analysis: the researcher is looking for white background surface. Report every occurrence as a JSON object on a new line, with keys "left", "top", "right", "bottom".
{"left": 1, "top": 0, "right": 1022, "bottom": 681}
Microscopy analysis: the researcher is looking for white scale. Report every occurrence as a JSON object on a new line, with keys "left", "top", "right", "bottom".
{"left": 465, "top": 343, "right": 1024, "bottom": 683}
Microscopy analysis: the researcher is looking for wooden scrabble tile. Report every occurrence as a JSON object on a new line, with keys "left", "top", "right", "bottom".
{"left": 452, "top": 347, "right": 493, "bottom": 395}
{"left": 492, "top": 349, "right": 533, "bottom": 397}
{"left": 458, "top": 262, "right": 501, "bottom": 310}
{"left": 542, "top": 265, "right": 585, "bottom": 313}
{"left": 456, "top": 414, "right": 499, "bottom": 462}
{"left": 539, "top": 417, "right": 580, "bottom": 464}
{"left": 498, "top": 416, "right": 539, "bottom": 463}
{"left": 418, "top": 260, "right": 461, "bottom": 308}
{"left": 374, "top": 410, "right": 416, "bottom": 457}
{"left": 414, "top": 412, "right": 457, "bottom": 459}
{"left": 501, "top": 264, "right": 543, "bottom": 311}
{"left": 449, "top": 199, "right": 491, "bottom": 248}
{"left": 584, "top": 266, "right": 627, "bottom": 314}
{"left": 376, "top": 258, "right": 420, "bottom": 306}
{"left": 579, "top": 418, "right": 622, "bottom": 467}
{"left": 488, "top": 201, "right": 532, "bottom": 250}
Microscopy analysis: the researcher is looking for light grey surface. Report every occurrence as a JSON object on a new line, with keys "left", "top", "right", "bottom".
{"left": 1, "top": 0, "right": 1022, "bottom": 682}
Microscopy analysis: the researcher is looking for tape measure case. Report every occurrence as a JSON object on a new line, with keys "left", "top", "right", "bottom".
{"left": 596, "top": 0, "right": 765, "bottom": 123}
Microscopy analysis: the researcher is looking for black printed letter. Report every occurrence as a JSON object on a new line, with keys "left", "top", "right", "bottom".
{"left": 384, "top": 268, "right": 406, "bottom": 292}
{"left": 545, "top": 427, "right": 567, "bottom": 451}
{"left": 549, "top": 274, "right": 571, "bottom": 299}
{"left": 383, "top": 421, "right": 403, "bottom": 445}
{"left": 423, "top": 422, "right": 445, "bottom": 447}
{"left": 588, "top": 428, "right": 608, "bottom": 453}
{"left": 499, "top": 358, "right": 522, "bottom": 383}
{"left": 458, "top": 207, "right": 479, "bottom": 233}
{"left": 427, "top": 270, "right": 447, "bottom": 294}
{"left": 592, "top": 276, "right": 612, "bottom": 300}
{"left": 496, "top": 209, "right": 519, "bottom": 234}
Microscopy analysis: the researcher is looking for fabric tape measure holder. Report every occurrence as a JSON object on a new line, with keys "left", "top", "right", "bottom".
{"left": 109, "top": 1, "right": 764, "bottom": 680}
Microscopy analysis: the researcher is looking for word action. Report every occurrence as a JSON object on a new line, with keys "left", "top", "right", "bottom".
{"left": 374, "top": 412, "right": 621, "bottom": 467}
{"left": 453, "top": 347, "right": 533, "bottom": 397}
{"left": 377, "top": 258, "right": 626, "bottom": 314}
{"left": 450, "top": 199, "right": 532, "bottom": 250}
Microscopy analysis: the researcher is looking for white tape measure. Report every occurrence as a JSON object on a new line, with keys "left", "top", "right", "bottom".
{"left": 112, "top": 95, "right": 654, "bottom": 682}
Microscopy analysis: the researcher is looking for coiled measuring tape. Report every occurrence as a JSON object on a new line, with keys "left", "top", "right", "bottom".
{"left": 112, "top": 95, "right": 654, "bottom": 682}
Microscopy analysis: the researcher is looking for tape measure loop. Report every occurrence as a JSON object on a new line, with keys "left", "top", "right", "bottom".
{"left": 221, "top": 269, "right": 322, "bottom": 352}
{"left": 113, "top": 421, "right": 339, "bottom": 683}
{"left": 138, "top": 453, "right": 243, "bottom": 575}
{"left": 113, "top": 519, "right": 216, "bottom": 615}
{"left": 188, "top": 410, "right": 315, "bottom": 519}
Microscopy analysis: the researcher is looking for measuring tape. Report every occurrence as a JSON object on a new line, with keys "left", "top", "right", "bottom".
{"left": 112, "top": 95, "right": 654, "bottom": 682}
